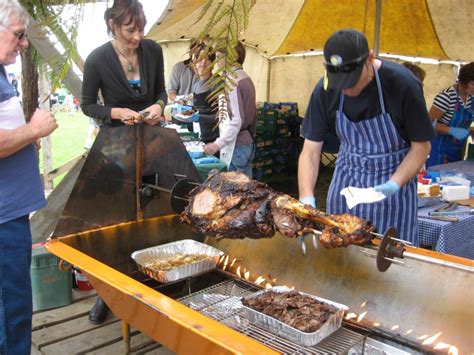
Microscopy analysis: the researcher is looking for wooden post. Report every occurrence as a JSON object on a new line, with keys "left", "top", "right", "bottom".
{"left": 39, "top": 66, "right": 53, "bottom": 191}
{"left": 122, "top": 320, "right": 131, "bottom": 354}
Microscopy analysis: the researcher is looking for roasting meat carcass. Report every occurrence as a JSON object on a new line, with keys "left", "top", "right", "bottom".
{"left": 181, "top": 171, "right": 375, "bottom": 247}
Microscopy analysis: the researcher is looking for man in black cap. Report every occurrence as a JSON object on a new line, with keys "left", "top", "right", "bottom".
{"left": 297, "top": 29, "right": 435, "bottom": 246}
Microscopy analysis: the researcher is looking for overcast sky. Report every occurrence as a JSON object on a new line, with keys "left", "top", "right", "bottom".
{"left": 5, "top": 0, "right": 168, "bottom": 75}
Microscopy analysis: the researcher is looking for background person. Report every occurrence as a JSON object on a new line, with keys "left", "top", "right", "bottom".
{"left": 167, "top": 41, "right": 199, "bottom": 103}
{"left": 81, "top": 0, "right": 166, "bottom": 128}
{"left": 203, "top": 41, "right": 257, "bottom": 177}
{"left": 81, "top": 0, "right": 167, "bottom": 324}
{"left": 426, "top": 62, "right": 474, "bottom": 167}
{"left": 0, "top": 1, "right": 58, "bottom": 353}
{"left": 191, "top": 43, "right": 219, "bottom": 144}
{"left": 298, "top": 29, "right": 435, "bottom": 246}
{"left": 402, "top": 61, "right": 426, "bottom": 83}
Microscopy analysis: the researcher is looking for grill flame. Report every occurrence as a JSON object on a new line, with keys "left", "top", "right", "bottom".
{"left": 448, "top": 345, "right": 459, "bottom": 355}
{"left": 356, "top": 311, "right": 367, "bottom": 322}
{"left": 254, "top": 276, "right": 265, "bottom": 285}
{"left": 345, "top": 312, "right": 357, "bottom": 320}
{"left": 434, "top": 342, "right": 450, "bottom": 350}
{"left": 422, "top": 332, "right": 442, "bottom": 345}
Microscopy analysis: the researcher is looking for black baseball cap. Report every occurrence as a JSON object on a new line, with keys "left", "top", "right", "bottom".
{"left": 323, "top": 29, "right": 369, "bottom": 90}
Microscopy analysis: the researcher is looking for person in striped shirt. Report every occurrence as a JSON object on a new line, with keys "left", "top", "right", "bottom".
{"left": 426, "top": 62, "right": 474, "bottom": 167}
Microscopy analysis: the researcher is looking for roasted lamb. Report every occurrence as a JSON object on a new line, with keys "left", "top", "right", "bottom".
{"left": 181, "top": 171, "right": 375, "bottom": 247}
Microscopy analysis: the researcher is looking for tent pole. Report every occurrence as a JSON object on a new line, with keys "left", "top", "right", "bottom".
{"left": 266, "top": 59, "right": 272, "bottom": 102}
{"left": 374, "top": 0, "right": 382, "bottom": 56}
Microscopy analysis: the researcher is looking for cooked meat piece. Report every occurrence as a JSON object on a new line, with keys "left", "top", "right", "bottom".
{"left": 319, "top": 214, "right": 374, "bottom": 248}
{"left": 242, "top": 290, "right": 337, "bottom": 333}
{"left": 181, "top": 171, "right": 375, "bottom": 246}
{"left": 181, "top": 171, "right": 276, "bottom": 239}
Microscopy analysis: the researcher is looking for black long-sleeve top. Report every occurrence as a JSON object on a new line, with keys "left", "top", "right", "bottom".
{"left": 81, "top": 39, "right": 167, "bottom": 126}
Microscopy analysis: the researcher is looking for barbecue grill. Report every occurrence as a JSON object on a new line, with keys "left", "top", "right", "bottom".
{"left": 45, "top": 125, "right": 474, "bottom": 354}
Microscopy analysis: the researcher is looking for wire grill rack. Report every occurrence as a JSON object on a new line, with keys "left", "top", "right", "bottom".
{"left": 178, "top": 279, "right": 365, "bottom": 353}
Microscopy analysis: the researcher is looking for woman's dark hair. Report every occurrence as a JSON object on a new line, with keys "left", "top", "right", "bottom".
{"left": 191, "top": 42, "right": 216, "bottom": 62}
{"left": 104, "top": 0, "right": 146, "bottom": 37}
{"left": 234, "top": 41, "right": 246, "bottom": 65}
{"left": 216, "top": 41, "right": 246, "bottom": 65}
{"left": 458, "top": 62, "right": 474, "bottom": 85}
{"left": 402, "top": 62, "right": 426, "bottom": 83}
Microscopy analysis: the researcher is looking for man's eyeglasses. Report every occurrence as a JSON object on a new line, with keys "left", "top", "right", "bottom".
{"left": 324, "top": 54, "right": 368, "bottom": 74}
{"left": 12, "top": 30, "right": 28, "bottom": 41}
{"left": 0, "top": 23, "right": 28, "bottom": 41}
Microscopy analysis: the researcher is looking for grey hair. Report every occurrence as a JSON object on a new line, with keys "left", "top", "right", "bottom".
{"left": 0, "top": 0, "right": 28, "bottom": 30}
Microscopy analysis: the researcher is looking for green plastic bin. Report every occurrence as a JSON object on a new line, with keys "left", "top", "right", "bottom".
{"left": 31, "top": 244, "right": 72, "bottom": 311}
{"left": 195, "top": 161, "right": 228, "bottom": 180}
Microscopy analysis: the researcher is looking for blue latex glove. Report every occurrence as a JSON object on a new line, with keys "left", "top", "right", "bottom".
{"left": 470, "top": 186, "right": 474, "bottom": 196}
{"left": 299, "top": 196, "right": 316, "bottom": 208}
{"left": 448, "top": 127, "right": 470, "bottom": 141}
{"left": 374, "top": 180, "right": 400, "bottom": 197}
{"left": 298, "top": 197, "right": 317, "bottom": 254}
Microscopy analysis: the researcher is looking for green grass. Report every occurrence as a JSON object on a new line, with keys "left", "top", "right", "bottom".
{"left": 39, "top": 110, "right": 90, "bottom": 186}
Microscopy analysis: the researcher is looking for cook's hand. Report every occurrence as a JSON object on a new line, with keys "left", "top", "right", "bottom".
{"left": 374, "top": 180, "right": 400, "bottom": 197}
{"left": 297, "top": 196, "right": 318, "bottom": 255}
{"left": 114, "top": 108, "right": 141, "bottom": 125}
{"left": 29, "top": 108, "right": 58, "bottom": 138}
{"left": 448, "top": 127, "right": 470, "bottom": 141}
{"left": 203, "top": 142, "right": 220, "bottom": 156}
{"left": 142, "top": 103, "right": 164, "bottom": 125}
{"left": 299, "top": 196, "right": 316, "bottom": 208}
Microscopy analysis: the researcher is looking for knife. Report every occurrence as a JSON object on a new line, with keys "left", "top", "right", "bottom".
{"left": 421, "top": 215, "right": 459, "bottom": 222}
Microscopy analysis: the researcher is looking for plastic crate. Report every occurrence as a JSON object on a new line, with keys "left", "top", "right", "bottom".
{"left": 279, "top": 102, "right": 298, "bottom": 116}
{"left": 252, "top": 158, "right": 274, "bottom": 169}
{"left": 258, "top": 108, "right": 279, "bottom": 118}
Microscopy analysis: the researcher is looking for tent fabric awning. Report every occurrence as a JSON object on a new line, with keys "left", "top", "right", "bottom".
{"left": 147, "top": 0, "right": 474, "bottom": 62}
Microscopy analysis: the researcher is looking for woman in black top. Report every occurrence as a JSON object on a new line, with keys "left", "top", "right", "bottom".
{"left": 81, "top": 0, "right": 167, "bottom": 127}
{"left": 81, "top": 0, "right": 167, "bottom": 325}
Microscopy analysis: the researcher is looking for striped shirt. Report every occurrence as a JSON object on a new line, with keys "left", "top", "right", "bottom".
{"left": 432, "top": 86, "right": 472, "bottom": 126}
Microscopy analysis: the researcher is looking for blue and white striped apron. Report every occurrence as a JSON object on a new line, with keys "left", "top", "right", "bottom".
{"left": 426, "top": 90, "right": 473, "bottom": 167}
{"left": 326, "top": 67, "right": 418, "bottom": 245}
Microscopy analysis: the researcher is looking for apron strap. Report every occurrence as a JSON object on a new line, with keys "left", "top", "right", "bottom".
{"left": 373, "top": 65, "right": 386, "bottom": 114}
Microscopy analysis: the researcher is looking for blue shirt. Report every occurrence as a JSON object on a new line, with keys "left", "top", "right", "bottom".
{"left": 0, "top": 65, "right": 46, "bottom": 223}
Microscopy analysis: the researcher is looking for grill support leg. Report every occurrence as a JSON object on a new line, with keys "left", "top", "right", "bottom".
{"left": 122, "top": 320, "right": 131, "bottom": 354}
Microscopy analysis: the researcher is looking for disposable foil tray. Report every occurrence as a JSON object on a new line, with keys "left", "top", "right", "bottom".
{"left": 241, "top": 286, "right": 348, "bottom": 346}
{"left": 131, "top": 239, "right": 224, "bottom": 283}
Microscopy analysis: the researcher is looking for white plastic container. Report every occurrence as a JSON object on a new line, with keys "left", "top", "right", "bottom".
{"left": 442, "top": 185, "right": 470, "bottom": 201}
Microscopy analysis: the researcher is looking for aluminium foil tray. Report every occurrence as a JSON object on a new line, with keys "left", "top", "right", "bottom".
{"left": 131, "top": 239, "right": 224, "bottom": 283}
{"left": 241, "top": 286, "right": 348, "bottom": 346}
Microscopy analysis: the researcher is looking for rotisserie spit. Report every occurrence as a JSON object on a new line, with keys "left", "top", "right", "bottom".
{"left": 40, "top": 125, "right": 473, "bottom": 354}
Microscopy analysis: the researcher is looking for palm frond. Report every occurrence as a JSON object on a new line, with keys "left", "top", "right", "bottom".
{"left": 20, "top": 0, "right": 87, "bottom": 93}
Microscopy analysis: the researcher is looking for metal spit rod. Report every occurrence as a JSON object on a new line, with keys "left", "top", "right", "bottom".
{"left": 308, "top": 228, "right": 410, "bottom": 269}
{"left": 359, "top": 249, "right": 409, "bottom": 267}
{"left": 310, "top": 229, "right": 412, "bottom": 246}
{"left": 143, "top": 181, "right": 199, "bottom": 201}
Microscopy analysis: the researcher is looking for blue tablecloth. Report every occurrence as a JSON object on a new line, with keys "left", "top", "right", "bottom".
{"left": 428, "top": 160, "right": 474, "bottom": 186}
{"left": 418, "top": 202, "right": 474, "bottom": 259}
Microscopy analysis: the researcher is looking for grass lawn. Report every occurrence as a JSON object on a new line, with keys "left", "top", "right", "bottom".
{"left": 39, "top": 110, "right": 91, "bottom": 187}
